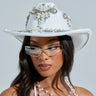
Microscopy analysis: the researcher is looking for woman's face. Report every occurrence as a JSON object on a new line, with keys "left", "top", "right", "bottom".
{"left": 29, "top": 36, "right": 64, "bottom": 77}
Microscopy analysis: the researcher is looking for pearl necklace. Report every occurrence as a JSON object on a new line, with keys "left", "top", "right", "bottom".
{"left": 37, "top": 82, "right": 72, "bottom": 96}
{"left": 37, "top": 82, "right": 53, "bottom": 96}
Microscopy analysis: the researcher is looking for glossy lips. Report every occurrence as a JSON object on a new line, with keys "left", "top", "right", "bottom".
{"left": 39, "top": 64, "right": 51, "bottom": 71}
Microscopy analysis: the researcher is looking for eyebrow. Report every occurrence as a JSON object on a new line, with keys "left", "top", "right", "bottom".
{"left": 46, "top": 39, "right": 59, "bottom": 44}
{"left": 30, "top": 40, "right": 39, "bottom": 44}
{"left": 30, "top": 38, "right": 59, "bottom": 45}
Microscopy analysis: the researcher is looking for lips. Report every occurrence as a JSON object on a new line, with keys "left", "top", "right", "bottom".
{"left": 39, "top": 64, "right": 51, "bottom": 71}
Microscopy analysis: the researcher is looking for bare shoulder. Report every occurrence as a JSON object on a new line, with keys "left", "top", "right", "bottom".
{"left": 74, "top": 86, "right": 94, "bottom": 96}
{"left": 0, "top": 86, "right": 17, "bottom": 96}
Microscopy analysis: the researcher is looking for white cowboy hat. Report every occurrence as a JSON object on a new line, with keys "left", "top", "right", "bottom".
{"left": 4, "top": 2, "right": 92, "bottom": 50}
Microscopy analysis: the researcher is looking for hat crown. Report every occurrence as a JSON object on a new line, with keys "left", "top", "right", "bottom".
{"left": 25, "top": 2, "right": 72, "bottom": 31}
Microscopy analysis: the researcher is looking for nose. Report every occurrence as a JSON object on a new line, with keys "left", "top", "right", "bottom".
{"left": 39, "top": 50, "right": 49, "bottom": 60}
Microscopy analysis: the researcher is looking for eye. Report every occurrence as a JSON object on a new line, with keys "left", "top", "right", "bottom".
{"left": 48, "top": 45, "right": 59, "bottom": 50}
{"left": 30, "top": 46, "right": 38, "bottom": 51}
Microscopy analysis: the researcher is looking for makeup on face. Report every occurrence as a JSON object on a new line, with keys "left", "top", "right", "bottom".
{"left": 30, "top": 37, "right": 63, "bottom": 77}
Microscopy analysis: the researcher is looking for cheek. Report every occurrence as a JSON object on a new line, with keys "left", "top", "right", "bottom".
{"left": 52, "top": 53, "right": 64, "bottom": 69}
{"left": 54, "top": 52, "right": 63, "bottom": 62}
{"left": 30, "top": 56, "right": 38, "bottom": 65}
{"left": 30, "top": 56, "right": 40, "bottom": 72}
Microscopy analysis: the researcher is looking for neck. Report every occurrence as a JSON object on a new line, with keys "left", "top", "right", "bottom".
{"left": 39, "top": 76, "right": 55, "bottom": 87}
{"left": 38, "top": 73, "right": 63, "bottom": 89}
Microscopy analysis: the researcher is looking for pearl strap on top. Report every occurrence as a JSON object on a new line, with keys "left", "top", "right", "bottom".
{"left": 34, "top": 83, "right": 37, "bottom": 96}
{"left": 34, "top": 77, "right": 78, "bottom": 96}
{"left": 65, "top": 77, "right": 78, "bottom": 96}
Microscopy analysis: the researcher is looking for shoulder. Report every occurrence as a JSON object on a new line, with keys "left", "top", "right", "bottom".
{"left": 0, "top": 86, "right": 17, "bottom": 96}
{"left": 74, "top": 86, "right": 94, "bottom": 96}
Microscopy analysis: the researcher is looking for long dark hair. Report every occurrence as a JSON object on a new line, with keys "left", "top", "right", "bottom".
{"left": 10, "top": 35, "right": 74, "bottom": 96}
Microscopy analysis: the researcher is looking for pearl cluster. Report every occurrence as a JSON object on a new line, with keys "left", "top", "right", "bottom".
{"left": 63, "top": 13, "right": 72, "bottom": 30}
{"left": 36, "top": 12, "right": 50, "bottom": 28}
{"left": 26, "top": 3, "right": 57, "bottom": 29}
{"left": 37, "top": 82, "right": 53, "bottom": 96}
{"left": 25, "top": 3, "right": 72, "bottom": 33}
{"left": 36, "top": 82, "right": 73, "bottom": 96}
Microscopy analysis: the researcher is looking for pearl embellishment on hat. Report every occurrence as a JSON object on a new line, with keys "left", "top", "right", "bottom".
{"left": 26, "top": 3, "right": 57, "bottom": 29}
{"left": 25, "top": 3, "right": 72, "bottom": 31}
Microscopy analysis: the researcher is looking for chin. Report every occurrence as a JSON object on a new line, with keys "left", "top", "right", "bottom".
{"left": 38, "top": 72, "right": 56, "bottom": 78}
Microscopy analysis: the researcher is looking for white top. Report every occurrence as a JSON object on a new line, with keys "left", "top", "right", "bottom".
{"left": 33, "top": 77, "right": 78, "bottom": 96}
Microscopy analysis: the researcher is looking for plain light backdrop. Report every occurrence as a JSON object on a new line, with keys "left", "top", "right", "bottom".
{"left": 0, "top": 0, "right": 96, "bottom": 95}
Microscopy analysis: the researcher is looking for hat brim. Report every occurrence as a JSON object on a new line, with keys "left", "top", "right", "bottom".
{"left": 4, "top": 28, "right": 91, "bottom": 51}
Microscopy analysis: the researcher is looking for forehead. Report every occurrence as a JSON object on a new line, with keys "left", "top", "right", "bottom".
{"left": 30, "top": 36, "right": 59, "bottom": 45}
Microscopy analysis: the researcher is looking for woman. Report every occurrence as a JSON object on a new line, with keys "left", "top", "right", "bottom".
{"left": 1, "top": 2, "right": 93, "bottom": 96}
